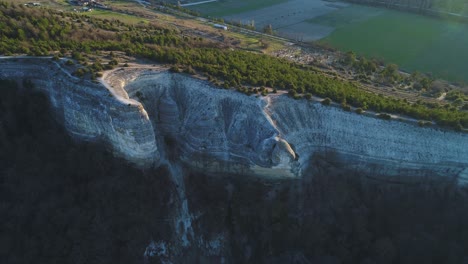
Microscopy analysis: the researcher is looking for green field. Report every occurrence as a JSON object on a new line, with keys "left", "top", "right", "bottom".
{"left": 86, "top": 9, "right": 149, "bottom": 24}
{"left": 189, "top": 0, "right": 288, "bottom": 17}
{"left": 313, "top": 5, "right": 468, "bottom": 83}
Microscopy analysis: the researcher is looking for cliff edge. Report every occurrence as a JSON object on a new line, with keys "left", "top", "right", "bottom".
{"left": 0, "top": 58, "right": 159, "bottom": 168}
{"left": 107, "top": 67, "right": 468, "bottom": 182}
{"left": 1, "top": 58, "right": 467, "bottom": 182}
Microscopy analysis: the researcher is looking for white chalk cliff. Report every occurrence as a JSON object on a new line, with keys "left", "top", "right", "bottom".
{"left": 0, "top": 59, "right": 158, "bottom": 168}
{"left": 1, "top": 59, "right": 467, "bottom": 181}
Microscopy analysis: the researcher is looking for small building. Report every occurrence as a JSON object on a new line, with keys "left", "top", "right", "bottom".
{"left": 25, "top": 2, "right": 41, "bottom": 6}
{"left": 213, "top": 24, "right": 228, "bottom": 30}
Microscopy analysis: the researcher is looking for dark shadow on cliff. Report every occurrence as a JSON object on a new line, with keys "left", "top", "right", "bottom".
{"left": 185, "top": 151, "right": 468, "bottom": 264}
{"left": 3, "top": 79, "right": 468, "bottom": 264}
{"left": 0, "top": 80, "right": 176, "bottom": 264}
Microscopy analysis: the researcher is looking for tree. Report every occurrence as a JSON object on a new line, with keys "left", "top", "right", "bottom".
{"left": 17, "top": 28, "right": 26, "bottom": 41}
{"left": 249, "top": 20, "right": 255, "bottom": 29}
{"left": 381, "top": 63, "right": 400, "bottom": 84}
{"left": 344, "top": 51, "right": 356, "bottom": 66}
{"left": 263, "top": 24, "right": 273, "bottom": 35}
{"left": 321, "top": 98, "right": 332, "bottom": 106}
{"left": 169, "top": 65, "right": 180, "bottom": 73}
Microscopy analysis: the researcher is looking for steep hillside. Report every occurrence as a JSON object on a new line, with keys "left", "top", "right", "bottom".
{"left": 0, "top": 2, "right": 466, "bottom": 130}
{"left": 112, "top": 67, "right": 468, "bottom": 181}
{"left": 1, "top": 2, "right": 468, "bottom": 263}
{"left": 2, "top": 59, "right": 466, "bottom": 181}
{"left": 3, "top": 67, "right": 468, "bottom": 264}
{"left": 0, "top": 58, "right": 158, "bottom": 167}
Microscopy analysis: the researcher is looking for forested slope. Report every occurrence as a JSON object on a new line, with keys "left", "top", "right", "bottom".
{"left": 0, "top": 1, "right": 466, "bottom": 130}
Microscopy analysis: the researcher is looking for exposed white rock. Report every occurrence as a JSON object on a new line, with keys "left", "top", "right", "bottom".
{"left": 114, "top": 68, "right": 468, "bottom": 181}
{"left": 2, "top": 59, "right": 467, "bottom": 181}
{"left": 0, "top": 59, "right": 159, "bottom": 168}
{"left": 268, "top": 94, "right": 468, "bottom": 179}
{"left": 117, "top": 69, "right": 299, "bottom": 177}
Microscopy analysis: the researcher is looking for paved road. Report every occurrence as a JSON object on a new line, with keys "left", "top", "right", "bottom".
{"left": 181, "top": 0, "right": 218, "bottom": 7}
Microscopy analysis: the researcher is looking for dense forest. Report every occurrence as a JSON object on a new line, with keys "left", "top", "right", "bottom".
{"left": 0, "top": 1, "right": 467, "bottom": 130}
{"left": 3, "top": 79, "right": 468, "bottom": 263}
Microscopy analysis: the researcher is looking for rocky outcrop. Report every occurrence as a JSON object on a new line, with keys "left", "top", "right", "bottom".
{"left": 3, "top": 58, "right": 468, "bottom": 263}
{"left": 108, "top": 68, "right": 468, "bottom": 182}
{"left": 0, "top": 58, "right": 158, "bottom": 168}
{"left": 1, "top": 58, "right": 467, "bottom": 181}
{"left": 268, "top": 95, "right": 468, "bottom": 180}
{"left": 111, "top": 69, "right": 297, "bottom": 178}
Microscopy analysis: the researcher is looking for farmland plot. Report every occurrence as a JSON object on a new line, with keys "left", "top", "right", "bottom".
{"left": 225, "top": 0, "right": 349, "bottom": 41}
{"left": 188, "top": 0, "right": 290, "bottom": 17}
{"left": 314, "top": 5, "right": 468, "bottom": 82}
{"left": 189, "top": 0, "right": 468, "bottom": 82}
{"left": 189, "top": 0, "right": 347, "bottom": 40}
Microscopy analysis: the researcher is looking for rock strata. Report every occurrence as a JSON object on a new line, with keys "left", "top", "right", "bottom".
{"left": 1, "top": 59, "right": 467, "bottom": 181}
{"left": 114, "top": 68, "right": 468, "bottom": 181}
{"left": 0, "top": 59, "right": 158, "bottom": 168}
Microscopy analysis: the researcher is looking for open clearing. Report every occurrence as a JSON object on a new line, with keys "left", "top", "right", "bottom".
{"left": 87, "top": 9, "right": 149, "bottom": 24}
{"left": 314, "top": 5, "right": 468, "bottom": 83}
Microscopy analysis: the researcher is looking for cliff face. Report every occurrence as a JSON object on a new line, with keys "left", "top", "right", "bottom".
{"left": 1, "top": 59, "right": 466, "bottom": 180}
{"left": 0, "top": 59, "right": 158, "bottom": 168}
{"left": 106, "top": 68, "right": 468, "bottom": 182}
{"left": 269, "top": 95, "right": 468, "bottom": 180}
{"left": 115, "top": 70, "right": 297, "bottom": 178}
{"left": 3, "top": 59, "right": 468, "bottom": 263}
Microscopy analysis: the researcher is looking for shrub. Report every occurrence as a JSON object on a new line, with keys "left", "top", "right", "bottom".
{"left": 321, "top": 98, "right": 331, "bottom": 106}
{"left": 418, "top": 120, "right": 432, "bottom": 127}
{"left": 73, "top": 68, "right": 85, "bottom": 77}
{"left": 71, "top": 51, "right": 83, "bottom": 61}
{"left": 288, "top": 89, "right": 297, "bottom": 97}
{"left": 185, "top": 65, "right": 196, "bottom": 75}
{"left": 104, "top": 64, "right": 114, "bottom": 70}
{"left": 377, "top": 113, "right": 392, "bottom": 120}
{"left": 355, "top": 108, "right": 364, "bottom": 114}
{"left": 169, "top": 65, "right": 180, "bottom": 73}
